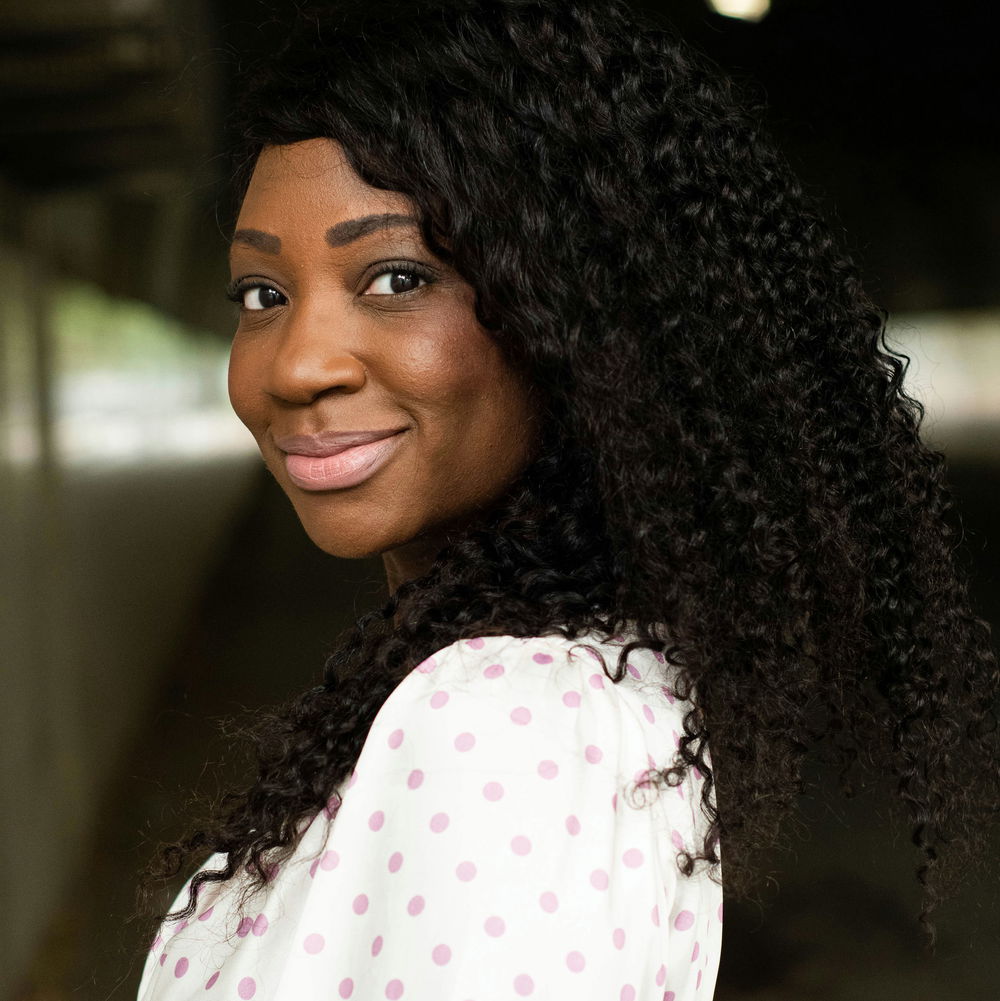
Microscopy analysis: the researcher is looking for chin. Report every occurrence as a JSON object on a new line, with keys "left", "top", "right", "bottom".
{"left": 290, "top": 506, "right": 414, "bottom": 561}
{"left": 296, "top": 524, "right": 390, "bottom": 561}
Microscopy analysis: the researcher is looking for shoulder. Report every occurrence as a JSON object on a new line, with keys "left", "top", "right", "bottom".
{"left": 351, "top": 631, "right": 691, "bottom": 790}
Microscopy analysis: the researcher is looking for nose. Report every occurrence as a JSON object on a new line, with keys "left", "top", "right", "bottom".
{"left": 265, "top": 306, "right": 367, "bottom": 405}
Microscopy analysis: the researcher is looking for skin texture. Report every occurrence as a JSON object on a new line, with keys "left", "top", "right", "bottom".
{"left": 228, "top": 139, "right": 541, "bottom": 592}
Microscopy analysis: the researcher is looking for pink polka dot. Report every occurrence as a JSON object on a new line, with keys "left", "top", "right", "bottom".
{"left": 321, "top": 849, "right": 340, "bottom": 871}
{"left": 510, "top": 706, "right": 532, "bottom": 725}
{"left": 620, "top": 987, "right": 636, "bottom": 1001}
{"left": 309, "top": 858, "right": 319, "bottom": 878}
{"left": 348, "top": 768, "right": 359, "bottom": 788}
{"left": 514, "top": 973, "right": 535, "bottom": 995}
{"left": 353, "top": 893, "right": 369, "bottom": 914}
{"left": 456, "top": 860, "right": 477, "bottom": 881}
{"left": 323, "top": 794, "right": 341, "bottom": 819}
{"left": 416, "top": 655, "right": 437, "bottom": 673}
{"left": 175, "top": 919, "right": 190, "bottom": 933}
{"left": 590, "top": 869, "right": 609, "bottom": 890}
{"left": 432, "top": 943, "right": 452, "bottom": 965}
{"left": 611, "top": 793, "right": 619, "bottom": 811}
{"left": 429, "top": 691, "right": 449, "bottom": 709}
{"left": 484, "top": 915, "right": 506, "bottom": 937}
{"left": 408, "top": 894, "right": 425, "bottom": 915}
{"left": 538, "top": 760, "right": 559, "bottom": 779}
{"left": 158, "top": 955, "right": 166, "bottom": 967}
{"left": 304, "top": 933, "right": 325, "bottom": 954}
{"left": 651, "top": 905, "right": 661, "bottom": 926}
{"left": 697, "top": 971, "right": 703, "bottom": 989}
{"left": 205, "top": 971, "right": 219, "bottom": 990}
{"left": 236, "top": 917, "right": 252, "bottom": 937}
{"left": 585, "top": 744, "right": 603, "bottom": 764}
{"left": 388, "top": 728, "right": 404, "bottom": 749}
{"left": 718, "top": 902, "right": 724, "bottom": 922}
{"left": 454, "top": 732, "right": 476, "bottom": 751}
{"left": 565, "top": 814, "right": 581, "bottom": 835}
{"left": 691, "top": 941, "right": 700, "bottom": 962}
{"left": 466, "top": 637, "right": 486, "bottom": 649}
{"left": 386, "top": 981, "right": 404, "bottom": 1000}
{"left": 338, "top": 979, "right": 354, "bottom": 998}
{"left": 238, "top": 977, "right": 256, "bottom": 1000}
{"left": 174, "top": 958, "right": 189, "bottom": 978}
{"left": 613, "top": 927, "right": 626, "bottom": 950}
{"left": 642, "top": 704, "right": 655, "bottom": 723}
{"left": 566, "top": 951, "right": 586, "bottom": 972}
{"left": 623, "top": 848, "right": 644, "bottom": 868}
{"left": 671, "top": 830, "right": 686, "bottom": 851}
{"left": 532, "top": 652, "right": 553, "bottom": 664}
{"left": 664, "top": 994, "right": 676, "bottom": 1001}
{"left": 484, "top": 663, "right": 505, "bottom": 678}
{"left": 562, "top": 691, "right": 581, "bottom": 707}
{"left": 150, "top": 935, "right": 162, "bottom": 951}
{"left": 674, "top": 909, "right": 695, "bottom": 931}
{"left": 252, "top": 913, "right": 268, "bottom": 936}
{"left": 511, "top": 835, "right": 532, "bottom": 855}
{"left": 656, "top": 965, "right": 666, "bottom": 987}
{"left": 372, "top": 935, "right": 383, "bottom": 956}
{"left": 539, "top": 891, "right": 558, "bottom": 912}
{"left": 407, "top": 769, "right": 424, "bottom": 789}
{"left": 483, "top": 781, "right": 504, "bottom": 801}
{"left": 430, "top": 812, "right": 450, "bottom": 832}
{"left": 388, "top": 851, "right": 403, "bottom": 872}
{"left": 197, "top": 907, "right": 213, "bottom": 922}
{"left": 588, "top": 673, "right": 605, "bottom": 689}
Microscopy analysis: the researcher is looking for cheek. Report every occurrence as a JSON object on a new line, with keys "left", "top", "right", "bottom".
{"left": 227, "top": 339, "right": 265, "bottom": 436}
{"left": 404, "top": 332, "right": 535, "bottom": 471}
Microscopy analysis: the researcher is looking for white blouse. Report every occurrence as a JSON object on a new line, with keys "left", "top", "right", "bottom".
{"left": 138, "top": 631, "right": 723, "bottom": 1001}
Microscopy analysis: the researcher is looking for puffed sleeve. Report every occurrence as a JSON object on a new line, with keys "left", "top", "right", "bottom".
{"left": 138, "top": 633, "right": 722, "bottom": 1001}
{"left": 284, "top": 633, "right": 722, "bottom": 1001}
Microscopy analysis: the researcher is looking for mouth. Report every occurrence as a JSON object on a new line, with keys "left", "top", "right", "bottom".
{"left": 275, "top": 428, "right": 408, "bottom": 491}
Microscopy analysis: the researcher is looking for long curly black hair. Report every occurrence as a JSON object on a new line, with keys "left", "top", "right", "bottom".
{"left": 149, "top": 0, "right": 999, "bottom": 945}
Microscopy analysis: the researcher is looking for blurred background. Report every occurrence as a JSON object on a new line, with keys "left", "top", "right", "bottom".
{"left": 1, "top": 0, "right": 997, "bottom": 998}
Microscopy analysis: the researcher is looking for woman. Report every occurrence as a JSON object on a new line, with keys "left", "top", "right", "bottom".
{"left": 139, "top": 0, "right": 1000, "bottom": 998}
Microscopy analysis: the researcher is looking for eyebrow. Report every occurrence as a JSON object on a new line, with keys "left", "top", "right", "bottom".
{"left": 231, "top": 229, "right": 281, "bottom": 254}
{"left": 326, "top": 213, "right": 420, "bottom": 248}
{"left": 230, "top": 214, "right": 421, "bottom": 256}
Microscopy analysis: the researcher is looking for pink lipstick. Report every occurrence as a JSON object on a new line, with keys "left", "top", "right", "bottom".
{"left": 275, "top": 428, "right": 407, "bottom": 491}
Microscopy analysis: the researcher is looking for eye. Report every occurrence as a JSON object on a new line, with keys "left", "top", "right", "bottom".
{"left": 226, "top": 280, "right": 287, "bottom": 311}
{"left": 363, "top": 263, "right": 433, "bottom": 297}
{"left": 242, "top": 285, "right": 287, "bottom": 310}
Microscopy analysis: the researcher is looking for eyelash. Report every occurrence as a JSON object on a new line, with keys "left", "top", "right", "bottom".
{"left": 224, "top": 260, "right": 436, "bottom": 308}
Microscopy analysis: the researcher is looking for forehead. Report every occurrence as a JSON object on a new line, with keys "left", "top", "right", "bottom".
{"left": 238, "top": 138, "right": 415, "bottom": 224}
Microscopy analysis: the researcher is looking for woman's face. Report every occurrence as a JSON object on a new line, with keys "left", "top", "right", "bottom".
{"left": 228, "top": 139, "right": 540, "bottom": 581}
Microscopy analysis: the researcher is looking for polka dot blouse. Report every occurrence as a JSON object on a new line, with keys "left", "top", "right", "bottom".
{"left": 137, "top": 631, "right": 723, "bottom": 1001}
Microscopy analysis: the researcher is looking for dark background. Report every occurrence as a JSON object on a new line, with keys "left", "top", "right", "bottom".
{"left": 2, "top": 1, "right": 997, "bottom": 999}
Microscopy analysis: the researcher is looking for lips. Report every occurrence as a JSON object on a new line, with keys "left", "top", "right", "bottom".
{"left": 274, "top": 428, "right": 408, "bottom": 491}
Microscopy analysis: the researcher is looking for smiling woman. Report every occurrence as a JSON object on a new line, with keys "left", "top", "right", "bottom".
{"left": 225, "top": 140, "right": 539, "bottom": 586}
{"left": 137, "top": 1, "right": 1000, "bottom": 999}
